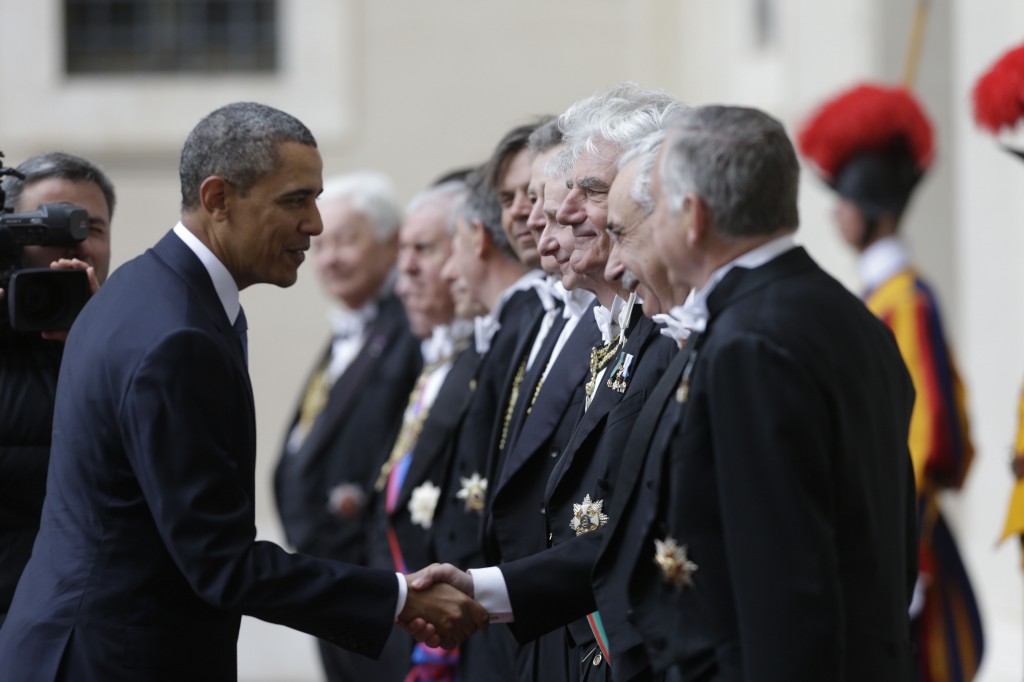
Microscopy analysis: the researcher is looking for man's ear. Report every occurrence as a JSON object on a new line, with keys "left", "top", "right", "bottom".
{"left": 198, "top": 176, "right": 230, "bottom": 221}
{"left": 470, "top": 219, "right": 489, "bottom": 258}
{"left": 682, "top": 192, "right": 708, "bottom": 248}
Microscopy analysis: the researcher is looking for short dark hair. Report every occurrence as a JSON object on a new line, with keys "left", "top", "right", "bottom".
{"left": 179, "top": 102, "right": 317, "bottom": 210}
{"left": 460, "top": 171, "right": 513, "bottom": 258}
{"left": 2, "top": 151, "right": 116, "bottom": 218}
{"left": 483, "top": 117, "right": 552, "bottom": 191}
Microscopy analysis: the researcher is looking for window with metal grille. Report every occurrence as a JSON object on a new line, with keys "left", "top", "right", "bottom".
{"left": 64, "top": 0, "right": 278, "bottom": 74}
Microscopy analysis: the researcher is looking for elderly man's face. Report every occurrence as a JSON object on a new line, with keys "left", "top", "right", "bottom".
{"left": 395, "top": 199, "right": 456, "bottom": 338}
{"left": 605, "top": 156, "right": 678, "bottom": 316}
{"left": 498, "top": 149, "right": 539, "bottom": 268}
{"left": 538, "top": 175, "right": 585, "bottom": 291}
{"left": 440, "top": 214, "right": 487, "bottom": 320}
{"left": 556, "top": 140, "right": 616, "bottom": 282}
{"left": 313, "top": 197, "right": 396, "bottom": 309}
{"left": 526, "top": 146, "right": 563, "bottom": 277}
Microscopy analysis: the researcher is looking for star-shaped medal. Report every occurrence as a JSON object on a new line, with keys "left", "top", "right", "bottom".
{"left": 408, "top": 481, "right": 441, "bottom": 529}
{"left": 455, "top": 472, "right": 487, "bottom": 513}
{"left": 570, "top": 494, "right": 609, "bottom": 536}
{"left": 654, "top": 536, "right": 698, "bottom": 588}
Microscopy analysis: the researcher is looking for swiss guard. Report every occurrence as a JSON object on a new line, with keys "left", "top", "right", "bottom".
{"left": 797, "top": 81, "right": 984, "bottom": 682}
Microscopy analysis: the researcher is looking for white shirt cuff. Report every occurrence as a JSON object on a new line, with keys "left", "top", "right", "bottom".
{"left": 468, "top": 567, "right": 514, "bottom": 623}
{"left": 394, "top": 572, "right": 407, "bottom": 621}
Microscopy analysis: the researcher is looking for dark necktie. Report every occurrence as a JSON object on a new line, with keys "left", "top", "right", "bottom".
{"left": 233, "top": 306, "right": 248, "bottom": 366}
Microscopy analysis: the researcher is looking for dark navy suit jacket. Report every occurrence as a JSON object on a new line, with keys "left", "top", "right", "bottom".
{"left": 484, "top": 305, "right": 601, "bottom": 565}
{"left": 0, "top": 231, "right": 399, "bottom": 682}
{"left": 274, "top": 292, "right": 421, "bottom": 564}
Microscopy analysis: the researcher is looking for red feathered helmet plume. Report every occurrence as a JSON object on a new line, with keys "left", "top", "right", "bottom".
{"left": 797, "top": 83, "right": 935, "bottom": 218}
{"left": 972, "top": 42, "right": 1024, "bottom": 159}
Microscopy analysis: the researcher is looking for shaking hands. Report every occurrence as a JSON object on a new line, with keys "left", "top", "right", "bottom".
{"left": 398, "top": 563, "right": 483, "bottom": 650}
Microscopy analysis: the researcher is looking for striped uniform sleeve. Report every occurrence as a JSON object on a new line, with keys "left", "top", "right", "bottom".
{"left": 868, "top": 270, "right": 975, "bottom": 493}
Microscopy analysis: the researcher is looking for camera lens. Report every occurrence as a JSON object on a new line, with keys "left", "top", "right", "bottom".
{"left": 8, "top": 269, "right": 90, "bottom": 333}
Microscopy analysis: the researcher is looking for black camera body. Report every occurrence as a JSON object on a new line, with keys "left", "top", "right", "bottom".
{"left": 1, "top": 159, "right": 93, "bottom": 333}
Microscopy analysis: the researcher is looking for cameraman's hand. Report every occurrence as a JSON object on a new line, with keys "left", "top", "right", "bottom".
{"left": 40, "top": 258, "right": 98, "bottom": 342}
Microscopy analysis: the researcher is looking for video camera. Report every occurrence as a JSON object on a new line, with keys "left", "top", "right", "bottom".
{"left": 1, "top": 152, "right": 92, "bottom": 333}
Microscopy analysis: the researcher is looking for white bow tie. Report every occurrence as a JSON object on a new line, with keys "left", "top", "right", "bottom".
{"left": 474, "top": 314, "right": 503, "bottom": 355}
{"left": 421, "top": 318, "right": 474, "bottom": 365}
{"left": 562, "top": 288, "right": 594, "bottom": 320}
{"left": 653, "top": 298, "right": 704, "bottom": 345}
{"left": 532, "top": 277, "right": 560, "bottom": 312}
{"left": 328, "top": 303, "right": 377, "bottom": 341}
{"left": 593, "top": 296, "right": 629, "bottom": 345}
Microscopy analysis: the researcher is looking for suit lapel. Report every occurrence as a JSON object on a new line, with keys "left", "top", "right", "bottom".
{"left": 393, "top": 347, "right": 481, "bottom": 516}
{"left": 544, "top": 310, "right": 652, "bottom": 504}
{"left": 496, "top": 311, "right": 601, "bottom": 493}
{"left": 604, "top": 338, "right": 693, "bottom": 526}
{"left": 299, "top": 296, "right": 405, "bottom": 459}
{"left": 503, "top": 312, "right": 568, "bottom": 453}
{"left": 151, "top": 230, "right": 253, "bottom": 407}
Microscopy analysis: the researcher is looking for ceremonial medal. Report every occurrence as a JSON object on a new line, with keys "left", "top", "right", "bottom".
{"left": 456, "top": 472, "right": 487, "bottom": 513}
{"left": 606, "top": 351, "right": 634, "bottom": 393}
{"left": 675, "top": 349, "right": 699, "bottom": 404}
{"left": 570, "top": 494, "right": 609, "bottom": 536}
{"left": 585, "top": 339, "right": 622, "bottom": 404}
{"left": 653, "top": 536, "right": 698, "bottom": 588}
{"left": 408, "top": 481, "right": 441, "bottom": 529}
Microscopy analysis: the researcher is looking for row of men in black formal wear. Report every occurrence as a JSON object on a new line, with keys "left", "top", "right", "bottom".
{"left": 272, "top": 83, "right": 919, "bottom": 682}
{"left": 4, "top": 43, "right": 1024, "bottom": 680}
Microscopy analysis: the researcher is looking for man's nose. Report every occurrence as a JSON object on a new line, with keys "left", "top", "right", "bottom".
{"left": 555, "top": 191, "right": 585, "bottom": 227}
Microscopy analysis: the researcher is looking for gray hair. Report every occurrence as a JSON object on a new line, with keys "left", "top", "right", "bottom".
{"left": 179, "top": 101, "right": 317, "bottom": 210}
{"left": 2, "top": 151, "right": 116, "bottom": 218}
{"left": 320, "top": 171, "right": 402, "bottom": 240}
{"left": 526, "top": 117, "right": 563, "bottom": 159}
{"left": 459, "top": 171, "right": 514, "bottom": 258}
{"left": 618, "top": 130, "right": 668, "bottom": 219}
{"left": 405, "top": 179, "right": 468, "bottom": 236}
{"left": 660, "top": 105, "right": 800, "bottom": 238}
{"left": 554, "top": 82, "right": 689, "bottom": 176}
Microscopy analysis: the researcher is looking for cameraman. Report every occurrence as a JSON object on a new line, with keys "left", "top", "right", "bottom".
{"left": 0, "top": 152, "right": 115, "bottom": 628}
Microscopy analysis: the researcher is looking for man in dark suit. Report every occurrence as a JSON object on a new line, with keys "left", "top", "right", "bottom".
{"left": 0, "top": 102, "right": 484, "bottom": 682}
{"left": 591, "top": 105, "right": 917, "bottom": 681}
{"left": 430, "top": 171, "right": 542, "bottom": 681}
{"left": 414, "top": 105, "right": 918, "bottom": 682}
{"left": 273, "top": 171, "right": 422, "bottom": 682}
{"left": 360, "top": 179, "right": 482, "bottom": 681}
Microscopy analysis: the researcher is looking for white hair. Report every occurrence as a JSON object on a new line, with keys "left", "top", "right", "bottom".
{"left": 320, "top": 170, "right": 403, "bottom": 240}
{"left": 554, "top": 82, "right": 690, "bottom": 176}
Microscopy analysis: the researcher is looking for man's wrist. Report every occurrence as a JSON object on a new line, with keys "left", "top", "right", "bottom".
{"left": 394, "top": 572, "right": 407, "bottom": 621}
{"left": 467, "top": 567, "right": 514, "bottom": 622}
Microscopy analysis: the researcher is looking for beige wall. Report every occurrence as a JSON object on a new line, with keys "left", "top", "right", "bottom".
{"left": 4, "top": 1, "right": 1023, "bottom": 679}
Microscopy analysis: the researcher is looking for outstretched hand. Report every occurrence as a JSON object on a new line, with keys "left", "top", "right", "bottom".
{"left": 398, "top": 572, "right": 487, "bottom": 650}
{"left": 408, "top": 562, "right": 473, "bottom": 596}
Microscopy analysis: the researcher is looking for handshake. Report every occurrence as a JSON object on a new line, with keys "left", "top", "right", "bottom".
{"left": 397, "top": 563, "right": 487, "bottom": 650}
